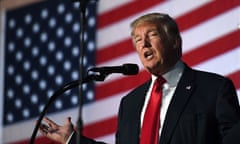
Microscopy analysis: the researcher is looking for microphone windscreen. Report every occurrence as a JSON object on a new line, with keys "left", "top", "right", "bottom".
{"left": 122, "top": 64, "right": 139, "bottom": 75}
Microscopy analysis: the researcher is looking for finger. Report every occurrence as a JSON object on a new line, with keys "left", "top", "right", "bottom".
{"left": 43, "top": 117, "right": 58, "bottom": 127}
{"left": 39, "top": 124, "right": 50, "bottom": 136}
{"left": 39, "top": 123, "right": 59, "bottom": 134}
{"left": 39, "top": 123, "right": 49, "bottom": 133}
{"left": 43, "top": 117, "right": 55, "bottom": 124}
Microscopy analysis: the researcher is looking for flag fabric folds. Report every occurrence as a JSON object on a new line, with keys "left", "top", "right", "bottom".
{"left": 0, "top": 0, "right": 240, "bottom": 143}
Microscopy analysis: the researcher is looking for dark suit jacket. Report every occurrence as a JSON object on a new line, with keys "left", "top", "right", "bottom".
{"left": 72, "top": 65, "right": 240, "bottom": 144}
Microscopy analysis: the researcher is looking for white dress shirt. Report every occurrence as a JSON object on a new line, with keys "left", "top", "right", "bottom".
{"left": 140, "top": 60, "right": 185, "bottom": 137}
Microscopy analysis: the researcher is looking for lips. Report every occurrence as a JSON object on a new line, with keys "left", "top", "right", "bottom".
{"left": 144, "top": 51, "right": 153, "bottom": 59}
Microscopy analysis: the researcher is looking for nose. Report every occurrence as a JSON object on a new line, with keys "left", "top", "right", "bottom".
{"left": 143, "top": 37, "right": 151, "bottom": 48}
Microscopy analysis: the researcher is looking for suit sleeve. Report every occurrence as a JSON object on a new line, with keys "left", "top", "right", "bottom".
{"left": 216, "top": 78, "right": 240, "bottom": 144}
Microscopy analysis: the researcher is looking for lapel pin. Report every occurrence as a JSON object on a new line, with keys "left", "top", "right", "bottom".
{"left": 186, "top": 86, "right": 191, "bottom": 90}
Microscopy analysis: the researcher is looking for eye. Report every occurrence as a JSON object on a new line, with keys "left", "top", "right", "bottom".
{"left": 134, "top": 37, "right": 142, "bottom": 43}
{"left": 148, "top": 31, "right": 159, "bottom": 38}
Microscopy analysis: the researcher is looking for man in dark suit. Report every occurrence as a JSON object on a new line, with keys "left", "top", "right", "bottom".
{"left": 39, "top": 13, "right": 240, "bottom": 144}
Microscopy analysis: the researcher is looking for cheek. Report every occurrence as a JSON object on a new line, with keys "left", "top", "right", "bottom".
{"left": 136, "top": 50, "right": 143, "bottom": 60}
{"left": 135, "top": 47, "right": 142, "bottom": 55}
{"left": 135, "top": 49, "right": 145, "bottom": 62}
{"left": 157, "top": 39, "right": 166, "bottom": 52}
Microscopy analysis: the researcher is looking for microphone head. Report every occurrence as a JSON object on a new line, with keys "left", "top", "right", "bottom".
{"left": 122, "top": 63, "right": 139, "bottom": 75}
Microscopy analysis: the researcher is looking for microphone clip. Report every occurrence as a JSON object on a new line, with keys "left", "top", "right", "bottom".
{"left": 86, "top": 72, "right": 108, "bottom": 82}
{"left": 87, "top": 69, "right": 110, "bottom": 82}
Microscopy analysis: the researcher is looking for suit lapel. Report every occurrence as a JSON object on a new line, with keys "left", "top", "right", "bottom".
{"left": 159, "top": 67, "right": 196, "bottom": 144}
{"left": 127, "top": 80, "right": 151, "bottom": 144}
{"left": 134, "top": 81, "right": 150, "bottom": 140}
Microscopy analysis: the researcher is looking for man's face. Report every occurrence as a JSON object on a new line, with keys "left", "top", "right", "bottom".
{"left": 132, "top": 22, "right": 171, "bottom": 75}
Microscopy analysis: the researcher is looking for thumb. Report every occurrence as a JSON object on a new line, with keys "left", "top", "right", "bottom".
{"left": 65, "top": 117, "right": 72, "bottom": 126}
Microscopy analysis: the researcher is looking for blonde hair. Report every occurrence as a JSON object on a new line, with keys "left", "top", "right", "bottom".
{"left": 130, "top": 13, "right": 182, "bottom": 57}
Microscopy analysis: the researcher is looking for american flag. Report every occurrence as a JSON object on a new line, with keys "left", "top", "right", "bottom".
{"left": 1, "top": 0, "right": 240, "bottom": 144}
{"left": 1, "top": 0, "right": 97, "bottom": 143}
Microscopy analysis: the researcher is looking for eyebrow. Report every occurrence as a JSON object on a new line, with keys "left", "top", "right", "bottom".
{"left": 133, "top": 28, "right": 158, "bottom": 38}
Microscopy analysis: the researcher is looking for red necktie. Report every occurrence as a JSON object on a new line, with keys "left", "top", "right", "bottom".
{"left": 140, "top": 76, "right": 166, "bottom": 144}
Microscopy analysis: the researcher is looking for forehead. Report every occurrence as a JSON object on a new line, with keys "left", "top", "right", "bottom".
{"left": 132, "top": 22, "right": 159, "bottom": 36}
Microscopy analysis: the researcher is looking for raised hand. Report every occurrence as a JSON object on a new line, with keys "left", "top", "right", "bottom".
{"left": 39, "top": 117, "right": 74, "bottom": 144}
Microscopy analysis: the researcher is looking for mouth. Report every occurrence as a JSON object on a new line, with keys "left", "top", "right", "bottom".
{"left": 144, "top": 51, "right": 153, "bottom": 60}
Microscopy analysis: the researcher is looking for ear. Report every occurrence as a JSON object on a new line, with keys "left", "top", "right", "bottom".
{"left": 173, "top": 36, "right": 181, "bottom": 49}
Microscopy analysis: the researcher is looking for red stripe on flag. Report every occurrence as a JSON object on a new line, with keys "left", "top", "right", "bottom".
{"left": 96, "top": 39, "right": 134, "bottom": 64}
{"left": 83, "top": 116, "right": 117, "bottom": 138}
{"left": 95, "top": 70, "right": 150, "bottom": 100}
{"left": 177, "top": 0, "right": 240, "bottom": 31}
{"left": 182, "top": 30, "right": 240, "bottom": 66}
{"left": 97, "top": 0, "right": 165, "bottom": 29}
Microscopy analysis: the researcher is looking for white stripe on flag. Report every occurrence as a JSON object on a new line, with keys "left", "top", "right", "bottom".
{"left": 145, "top": 0, "right": 212, "bottom": 18}
{"left": 97, "top": 0, "right": 133, "bottom": 14}
{"left": 82, "top": 90, "right": 130, "bottom": 125}
{"left": 193, "top": 47, "right": 240, "bottom": 76}
{"left": 182, "top": 6, "right": 240, "bottom": 53}
{"left": 97, "top": 0, "right": 212, "bottom": 50}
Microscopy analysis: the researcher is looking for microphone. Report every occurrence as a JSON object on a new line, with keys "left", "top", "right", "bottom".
{"left": 89, "top": 63, "right": 139, "bottom": 75}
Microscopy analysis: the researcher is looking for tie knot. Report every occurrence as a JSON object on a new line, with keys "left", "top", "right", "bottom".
{"left": 153, "top": 76, "right": 166, "bottom": 92}
{"left": 156, "top": 76, "right": 166, "bottom": 86}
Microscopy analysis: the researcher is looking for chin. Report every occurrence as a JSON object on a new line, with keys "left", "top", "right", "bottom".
{"left": 147, "top": 65, "right": 165, "bottom": 75}
{"left": 145, "top": 67, "right": 157, "bottom": 74}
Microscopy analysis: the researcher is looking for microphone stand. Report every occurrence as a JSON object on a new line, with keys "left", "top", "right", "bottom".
{"left": 29, "top": 73, "right": 108, "bottom": 144}
{"left": 30, "top": 1, "right": 101, "bottom": 143}
{"left": 30, "top": 1, "right": 96, "bottom": 143}
{"left": 77, "top": 0, "right": 88, "bottom": 144}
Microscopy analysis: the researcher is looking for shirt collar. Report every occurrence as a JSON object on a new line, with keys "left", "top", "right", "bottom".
{"left": 151, "top": 60, "right": 185, "bottom": 87}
